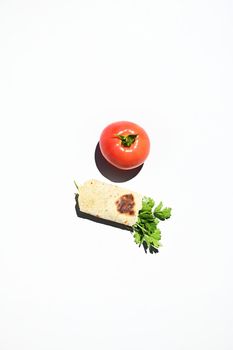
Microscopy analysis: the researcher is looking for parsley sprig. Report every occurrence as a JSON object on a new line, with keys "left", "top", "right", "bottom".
{"left": 133, "top": 197, "right": 172, "bottom": 253}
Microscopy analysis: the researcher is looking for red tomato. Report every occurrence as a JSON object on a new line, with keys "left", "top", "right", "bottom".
{"left": 99, "top": 121, "right": 150, "bottom": 170}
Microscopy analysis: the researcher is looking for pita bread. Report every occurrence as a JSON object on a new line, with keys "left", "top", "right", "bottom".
{"left": 78, "top": 179, "right": 143, "bottom": 226}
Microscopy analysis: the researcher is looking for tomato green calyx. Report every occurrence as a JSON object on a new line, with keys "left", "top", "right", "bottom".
{"left": 115, "top": 134, "right": 138, "bottom": 147}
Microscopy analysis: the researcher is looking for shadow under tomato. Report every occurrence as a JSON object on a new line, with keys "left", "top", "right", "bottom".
{"left": 94, "top": 142, "right": 144, "bottom": 183}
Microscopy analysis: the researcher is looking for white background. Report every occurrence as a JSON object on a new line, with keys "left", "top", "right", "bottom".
{"left": 0, "top": 0, "right": 233, "bottom": 349}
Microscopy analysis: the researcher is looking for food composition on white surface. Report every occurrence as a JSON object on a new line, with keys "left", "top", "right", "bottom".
{"left": 76, "top": 179, "right": 171, "bottom": 253}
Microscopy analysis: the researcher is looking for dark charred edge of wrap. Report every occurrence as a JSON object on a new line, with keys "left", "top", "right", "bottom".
{"left": 75, "top": 194, "right": 133, "bottom": 232}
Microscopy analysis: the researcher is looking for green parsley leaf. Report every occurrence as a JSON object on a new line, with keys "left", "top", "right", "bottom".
{"left": 140, "top": 197, "right": 155, "bottom": 211}
{"left": 154, "top": 205, "right": 172, "bottom": 221}
{"left": 132, "top": 196, "right": 172, "bottom": 254}
{"left": 155, "top": 201, "right": 163, "bottom": 212}
{"left": 134, "top": 232, "right": 142, "bottom": 244}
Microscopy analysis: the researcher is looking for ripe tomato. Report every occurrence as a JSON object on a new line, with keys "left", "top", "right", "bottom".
{"left": 99, "top": 121, "right": 150, "bottom": 170}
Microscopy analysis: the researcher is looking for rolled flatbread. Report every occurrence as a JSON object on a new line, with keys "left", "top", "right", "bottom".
{"left": 78, "top": 179, "right": 143, "bottom": 226}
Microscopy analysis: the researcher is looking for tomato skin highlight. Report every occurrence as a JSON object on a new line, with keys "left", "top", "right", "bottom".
{"left": 99, "top": 121, "right": 150, "bottom": 170}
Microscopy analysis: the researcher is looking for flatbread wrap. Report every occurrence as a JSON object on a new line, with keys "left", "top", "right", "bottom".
{"left": 75, "top": 179, "right": 172, "bottom": 253}
{"left": 78, "top": 179, "right": 143, "bottom": 226}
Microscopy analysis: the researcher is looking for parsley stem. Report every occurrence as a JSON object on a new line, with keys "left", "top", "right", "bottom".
{"left": 135, "top": 223, "right": 149, "bottom": 235}
{"left": 74, "top": 180, "right": 79, "bottom": 194}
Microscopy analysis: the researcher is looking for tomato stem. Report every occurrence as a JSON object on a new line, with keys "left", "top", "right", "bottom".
{"left": 114, "top": 134, "right": 138, "bottom": 147}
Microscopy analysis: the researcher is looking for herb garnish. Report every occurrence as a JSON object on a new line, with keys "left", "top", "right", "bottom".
{"left": 133, "top": 197, "right": 171, "bottom": 253}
